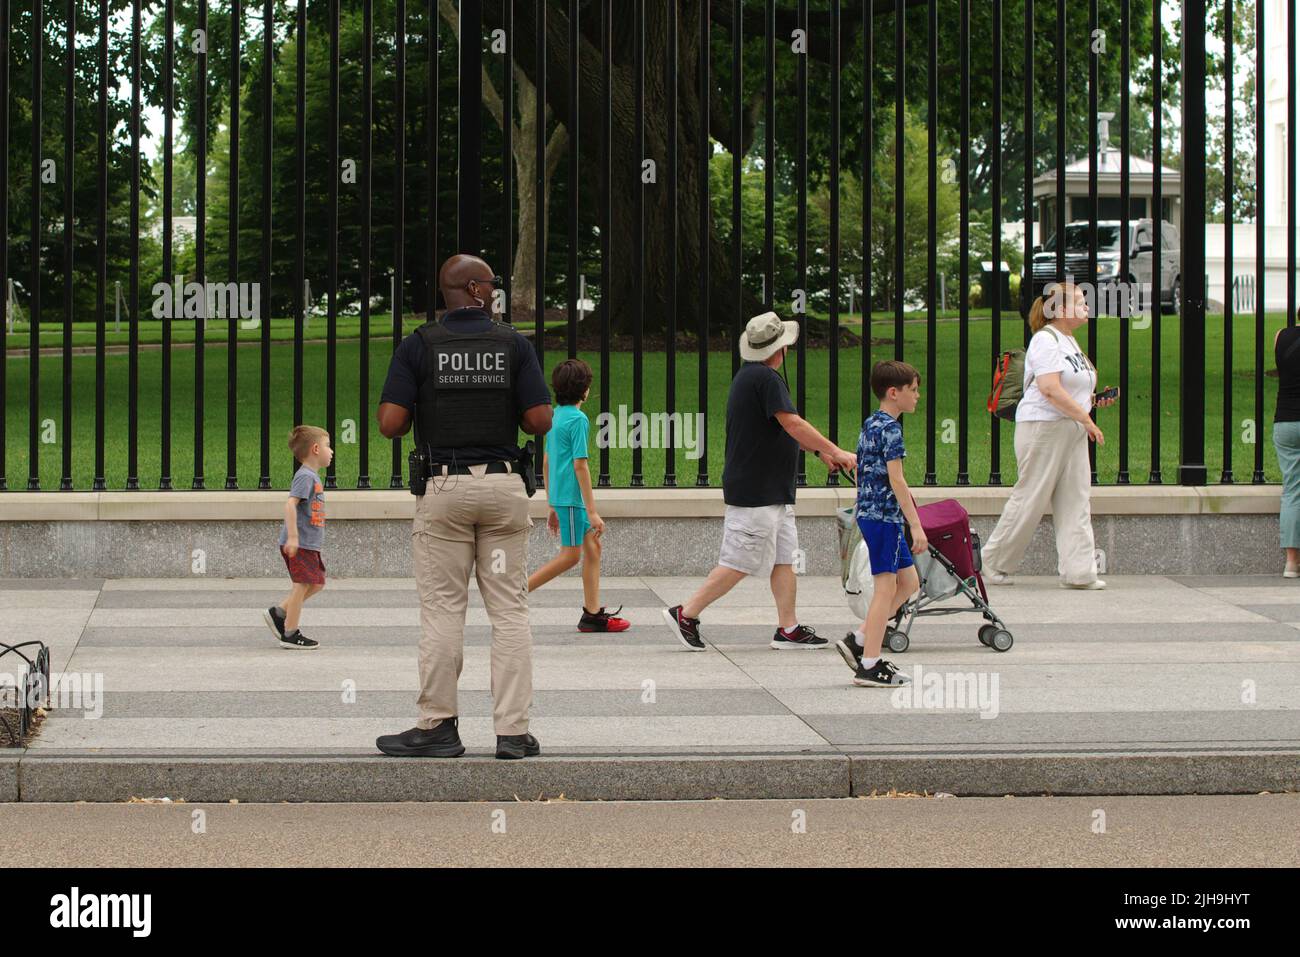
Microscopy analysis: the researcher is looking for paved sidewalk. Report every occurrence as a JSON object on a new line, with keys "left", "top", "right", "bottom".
{"left": 2, "top": 574, "right": 1298, "bottom": 801}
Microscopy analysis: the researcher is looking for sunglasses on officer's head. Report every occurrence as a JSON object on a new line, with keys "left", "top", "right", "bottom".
{"left": 467, "top": 275, "right": 504, "bottom": 291}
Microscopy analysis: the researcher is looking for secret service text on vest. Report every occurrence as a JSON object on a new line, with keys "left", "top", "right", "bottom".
{"left": 437, "top": 349, "right": 509, "bottom": 386}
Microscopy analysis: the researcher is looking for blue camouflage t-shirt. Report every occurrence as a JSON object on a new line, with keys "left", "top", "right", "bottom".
{"left": 856, "top": 409, "right": 906, "bottom": 523}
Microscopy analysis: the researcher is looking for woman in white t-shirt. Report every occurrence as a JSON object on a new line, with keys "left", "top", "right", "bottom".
{"left": 982, "top": 282, "right": 1117, "bottom": 589}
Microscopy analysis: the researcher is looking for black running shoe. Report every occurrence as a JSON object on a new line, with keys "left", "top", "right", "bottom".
{"left": 852, "top": 657, "right": 912, "bottom": 687}
{"left": 376, "top": 718, "right": 466, "bottom": 758}
{"left": 279, "top": 629, "right": 319, "bottom": 650}
{"left": 578, "top": 605, "right": 630, "bottom": 632}
{"left": 835, "top": 632, "right": 864, "bottom": 671}
{"left": 770, "top": 623, "right": 828, "bottom": 650}
{"left": 262, "top": 606, "right": 287, "bottom": 639}
{"left": 661, "top": 605, "right": 706, "bottom": 651}
{"left": 496, "top": 733, "right": 541, "bottom": 760}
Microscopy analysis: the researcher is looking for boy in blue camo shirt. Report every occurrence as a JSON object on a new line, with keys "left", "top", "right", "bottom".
{"left": 834, "top": 360, "right": 925, "bottom": 687}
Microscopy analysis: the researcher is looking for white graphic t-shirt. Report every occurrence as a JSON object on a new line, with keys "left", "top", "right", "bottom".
{"left": 1016, "top": 326, "right": 1097, "bottom": 423}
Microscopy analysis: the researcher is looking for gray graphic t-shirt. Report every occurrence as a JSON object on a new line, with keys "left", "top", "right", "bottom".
{"left": 279, "top": 466, "right": 326, "bottom": 551}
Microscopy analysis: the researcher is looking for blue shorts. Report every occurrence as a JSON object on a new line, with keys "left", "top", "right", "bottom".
{"left": 857, "top": 517, "right": 914, "bottom": 576}
{"left": 555, "top": 505, "right": 592, "bottom": 547}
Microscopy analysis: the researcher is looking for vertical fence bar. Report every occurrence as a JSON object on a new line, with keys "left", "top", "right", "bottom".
{"left": 1254, "top": 0, "right": 1265, "bottom": 482}
{"left": 226, "top": 0, "right": 239, "bottom": 489}
{"left": 989, "top": 0, "right": 1002, "bottom": 484}
{"left": 359, "top": 0, "right": 372, "bottom": 489}
{"left": 194, "top": 0, "right": 207, "bottom": 489}
{"left": 62, "top": 0, "right": 75, "bottom": 490}
{"left": 632, "top": 0, "right": 645, "bottom": 487}
{"left": 27, "top": 0, "right": 40, "bottom": 490}
{"left": 1054, "top": 0, "right": 1065, "bottom": 289}
{"left": 764, "top": 0, "right": 774, "bottom": 313}
{"left": 130, "top": 0, "right": 140, "bottom": 489}
{"left": 957, "top": 0, "right": 969, "bottom": 486}
{"left": 1289, "top": 0, "right": 1296, "bottom": 329}
{"left": 458, "top": 0, "right": 482, "bottom": 252}
{"left": 599, "top": 0, "right": 611, "bottom": 487}
{"left": 731, "top": 0, "right": 742, "bottom": 379}
{"left": 294, "top": 0, "right": 306, "bottom": 466}
{"left": 665, "top": 0, "right": 678, "bottom": 486}
{"left": 894, "top": 0, "right": 903, "bottom": 361}
{"left": 392, "top": 0, "right": 406, "bottom": 487}
{"left": 1087, "top": 0, "right": 1098, "bottom": 484}
{"left": 829, "top": 0, "right": 839, "bottom": 484}
{"left": 924, "top": 0, "right": 935, "bottom": 485}
{"left": 259, "top": 0, "right": 272, "bottom": 489}
{"left": 1222, "top": 0, "right": 1233, "bottom": 483}
{"left": 796, "top": 0, "right": 808, "bottom": 485}
{"left": 163, "top": 0, "right": 174, "bottom": 489}
{"left": 861, "top": 0, "right": 871, "bottom": 424}
{"left": 698, "top": 0, "right": 710, "bottom": 487}
{"left": 428, "top": 0, "right": 438, "bottom": 310}
{"left": 1150, "top": 0, "right": 1162, "bottom": 484}
{"left": 327, "top": 0, "right": 339, "bottom": 488}
{"left": 1178, "top": 0, "right": 1207, "bottom": 485}
{"left": 0, "top": 0, "right": 7, "bottom": 489}
{"left": 534, "top": 0, "right": 546, "bottom": 479}
{"left": 1022, "top": 0, "right": 1032, "bottom": 347}
{"left": 502, "top": 0, "right": 512, "bottom": 324}
{"left": 96, "top": 0, "right": 108, "bottom": 491}
{"left": 1118, "top": 0, "right": 1130, "bottom": 483}
{"left": 567, "top": 0, "right": 578, "bottom": 358}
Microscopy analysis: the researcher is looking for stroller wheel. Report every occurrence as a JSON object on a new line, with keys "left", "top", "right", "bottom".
{"left": 885, "top": 628, "right": 910, "bottom": 654}
{"left": 989, "top": 629, "right": 1014, "bottom": 652}
{"left": 978, "top": 624, "right": 998, "bottom": 646}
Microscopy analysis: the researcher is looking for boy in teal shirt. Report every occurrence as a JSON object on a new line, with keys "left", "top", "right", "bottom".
{"left": 526, "top": 359, "right": 630, "bottom": 632}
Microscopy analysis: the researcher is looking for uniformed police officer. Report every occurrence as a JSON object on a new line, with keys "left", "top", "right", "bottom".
{"left": 375, "top": 254, "right": 552, "bottom": 759}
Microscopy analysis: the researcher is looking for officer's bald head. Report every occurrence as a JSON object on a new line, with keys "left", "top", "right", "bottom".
{"left": 439, "top": 255, "right": 496, "bottom": 311}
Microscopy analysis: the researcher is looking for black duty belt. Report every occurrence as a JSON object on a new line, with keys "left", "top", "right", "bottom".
{"left": 432, "top": 461, "right": 514, "bottom": 476}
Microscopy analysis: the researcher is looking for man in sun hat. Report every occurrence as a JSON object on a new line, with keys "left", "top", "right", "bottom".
{"left": 660, "top": 311, "right": 859, "bottom": 652}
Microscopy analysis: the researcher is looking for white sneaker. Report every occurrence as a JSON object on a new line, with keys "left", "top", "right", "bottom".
{"left": 986, "top": 570, "right": 1013, "bottom": 585}
{"left": 1061, "top": 579, "right": 1107, "bottom": 590}
{"left": 1284, "top": 566, "right": 1299, "bottom": 579}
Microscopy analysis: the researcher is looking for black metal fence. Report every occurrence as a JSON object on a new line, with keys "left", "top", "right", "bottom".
{"left": 0, "top": 0, "right": 1292, "bottom": 491}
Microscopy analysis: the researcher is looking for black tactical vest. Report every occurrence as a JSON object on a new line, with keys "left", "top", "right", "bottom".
{"left": 414, "top": 318, "right": 519, "bottom": 450}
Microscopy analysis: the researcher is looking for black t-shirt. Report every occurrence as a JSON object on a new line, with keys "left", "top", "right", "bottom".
{"left": 379, "top": 308, "right": 551, "bottom": 464}
{"left": 1277, "top": 326, "right": 1300, "bottom": 423}
{"left": 722, "top": 361, "right": 800, "bottom": 506}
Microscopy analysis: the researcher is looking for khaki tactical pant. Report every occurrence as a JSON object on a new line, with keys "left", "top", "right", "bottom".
{"left": 981, "top": 418, "right": 1099, "bottom": 585}
{"left": 412, "top": 465, "right": 533, "bottom": 735}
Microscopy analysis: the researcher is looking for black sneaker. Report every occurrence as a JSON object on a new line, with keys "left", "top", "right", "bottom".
{"left": 852, "top": 658, "right": 912, "bottom": 688}
{"left": 835, "top": 632, "right": 864, "bottom": 671}
{"left": 661, "top": 605, "right": 706, "bottom": 651}
{"left": 262, "top": 606, "right": 286, "bottom": 639}
{"left": 578, "top": 605, "right": 631, "bottom": 632}
{"left": 376, "top": 718, "right": 466, "bottom": 757}
{"left": 279, "top": 629, "right": 319, "bottom": 650}
{"left": 496, "top": 733, "right": 541, "bottom": 760}
{"left": 770, "top": 623, "right": 828, "bottom": 650}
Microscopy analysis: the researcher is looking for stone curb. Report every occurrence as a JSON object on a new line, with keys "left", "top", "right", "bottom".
{"left": 10, "top": 749, "right": 1299, "bottom": 802}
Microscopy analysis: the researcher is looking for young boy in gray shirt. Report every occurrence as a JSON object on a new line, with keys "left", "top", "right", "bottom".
{"left": 263, "top": 425, "right": 334, "bottom": 649}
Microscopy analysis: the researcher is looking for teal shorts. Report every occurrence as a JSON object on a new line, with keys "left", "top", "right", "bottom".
{"left": 555, "top": 505, "right": 591, "bottom": 547}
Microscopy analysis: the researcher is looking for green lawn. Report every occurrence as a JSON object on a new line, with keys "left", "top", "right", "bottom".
{"left": 1, "top": 310, "right": 1286, "bottom": 490}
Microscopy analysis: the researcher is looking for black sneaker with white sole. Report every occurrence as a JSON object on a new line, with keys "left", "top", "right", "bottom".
{"left": 262, "top": 606, "right": 287, "bottom": 639}
{"left": 279, "top": 629, "right": 319, "bottom": 650}
{"left": 661, "top": 605, "right": 706, "bottom": 651}
{"left": 770, "top": 624, "right": 828, "bottom": 649}
{"left": 835, "top": 632, "right": 864, "bottom": 671}
{"left": 852, "top": 657, "right": 911, "bottom": 687}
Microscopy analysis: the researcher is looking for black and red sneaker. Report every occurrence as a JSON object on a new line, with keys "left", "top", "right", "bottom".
{"left": 661, "top": 605, "right": 706, "bottom": 651}
{"left": 770, "top": 623, "right": 828, "bottom": 650}
{"left": 579, "top": 605, "right": 631, "bottom": 632}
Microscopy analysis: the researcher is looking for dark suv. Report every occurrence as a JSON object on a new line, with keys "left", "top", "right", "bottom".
{"left": 1021, "top": 218, "right": 1181, "bottom": 316}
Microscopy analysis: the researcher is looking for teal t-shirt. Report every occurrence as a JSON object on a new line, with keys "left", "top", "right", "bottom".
{"left": 547, "top": 404, "right": 589, "bottom": 508}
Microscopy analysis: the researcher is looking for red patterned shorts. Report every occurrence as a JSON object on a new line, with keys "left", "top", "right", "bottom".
{"left": 281, "top": 546, "right": 326, "bottom": 585}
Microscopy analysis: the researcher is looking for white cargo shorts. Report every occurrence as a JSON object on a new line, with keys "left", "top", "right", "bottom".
{"left": 718, "top": 504, "right": 798, "bottom": 576}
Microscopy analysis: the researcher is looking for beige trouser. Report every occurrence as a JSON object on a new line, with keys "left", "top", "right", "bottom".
{"left": 412, "top": 465, "right": 533, "bottom": 735}
{"left": 982, "top": 418, "right": 1099, "bottom": 585}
